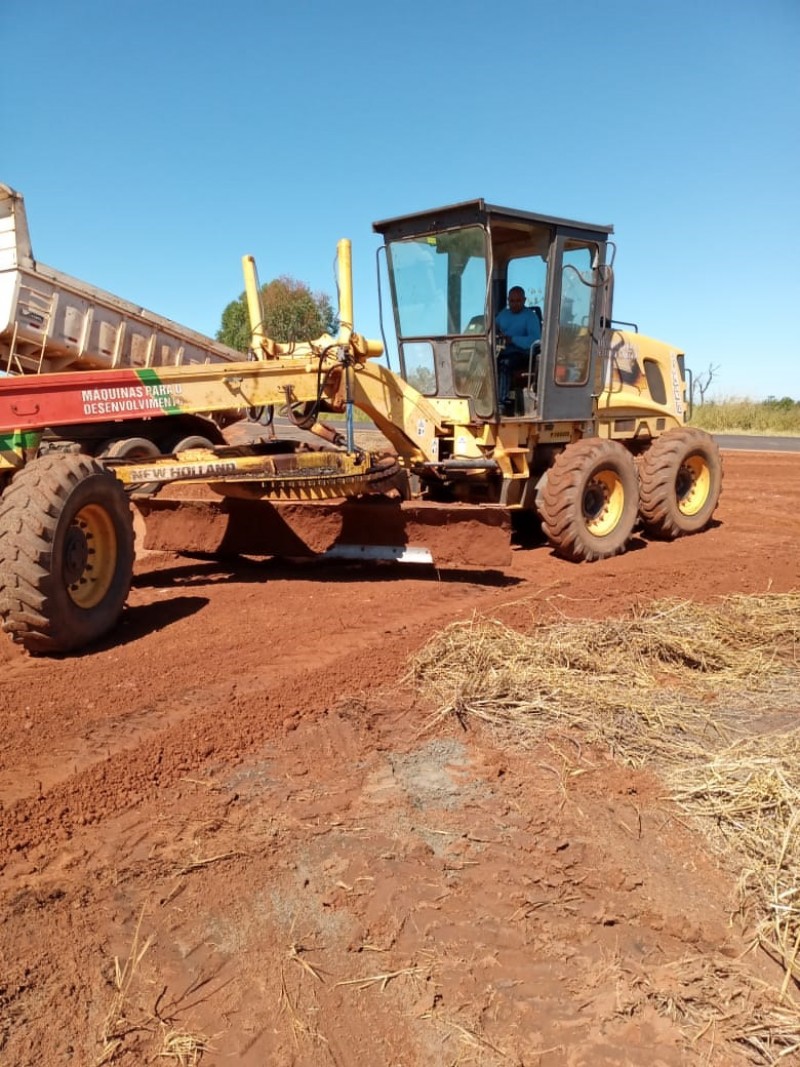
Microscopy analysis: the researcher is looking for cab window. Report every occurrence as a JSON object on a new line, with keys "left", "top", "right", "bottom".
{"left": 554, "top": 246, "right": 595, "bottom": 386}
{"left": 506, "top": 255, "right": 547, "bottom": 317}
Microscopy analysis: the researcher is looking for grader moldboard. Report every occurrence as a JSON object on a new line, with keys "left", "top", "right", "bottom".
{"left": 0, "top": 195, "right": 722, "bottom": 654}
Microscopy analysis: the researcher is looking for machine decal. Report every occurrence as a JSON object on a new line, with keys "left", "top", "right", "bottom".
{"left": 613, "top": 341, "right": 644, "bottom": 388}
{"left": 81, "top": 378, "right": 184, "bottom": 417}
{"left": 123, "top": 460, "right": 239, "bottom": 482}
{"left": 0, "top": 368, "right": 190, "bottom": 432}
{"left": 670, "top": 354, "right": 684, "bottom": 417}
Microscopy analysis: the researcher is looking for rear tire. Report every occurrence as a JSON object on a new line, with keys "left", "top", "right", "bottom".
{"left": 0, "top": 454, "right": 134, "bottom": 653}
{"left": 639, "top": 428, "right": 722, "bottom": 539}
{"left": 539, "top": 438, "right": 639, "bottom": 562}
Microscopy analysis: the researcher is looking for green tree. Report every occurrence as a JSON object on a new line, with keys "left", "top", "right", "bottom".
{"left": 216, "top": 275, "right": 337, "bottom": 351}
{"left": 216, "top": 297, "right": 251, "bottom": 352}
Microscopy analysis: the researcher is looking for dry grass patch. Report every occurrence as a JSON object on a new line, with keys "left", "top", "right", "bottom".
{"left": 672, "top": 736, "right": 800, "bottom": 988}
{"left": 408, "top": 593, "right": 800, "bottom": 1059}
{"left": 408, "top": 595, "right": 798, "bottom": 763}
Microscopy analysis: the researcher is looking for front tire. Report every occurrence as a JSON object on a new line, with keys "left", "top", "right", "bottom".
{"left": 0, "top": 454, "right": 134, "bottom": 654}
{"left": 639, "top": 428, "right": 722, "bottom": 539}
{"left": 538, "top": 438, "right": 639, "bottom": 562}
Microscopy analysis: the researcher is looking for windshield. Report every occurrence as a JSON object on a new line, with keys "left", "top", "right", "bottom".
{"left": 386, "top": 226, "right": 488, "bottom": 338}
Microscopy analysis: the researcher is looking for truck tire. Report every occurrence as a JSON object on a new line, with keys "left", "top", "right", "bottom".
{"left": 538, "top": 438, "right": 639, "bottom": 562}
{"left": 97, "top": 436, "right": 163, "bottom": 495}
{"left": 98, "top": 437, "right": 161, "bottom": 460}
{"left": 164, "top": 434, "right": 215, "bottom": 454}
{"left": 0, "top": 454, "right": 134, "bottom": 654}
{"left": 638, "top": 427, "right": 722, "bottom": 539}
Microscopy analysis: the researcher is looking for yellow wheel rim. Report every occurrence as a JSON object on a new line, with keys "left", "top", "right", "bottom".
{"left": 583, "top": 469, "right": 625, "bottom": 537}
{"left": 63, "top": 503, "right": 118, "bottom": 609}
{"left": 676, "top": 455, "right": 711, "bottom": 517}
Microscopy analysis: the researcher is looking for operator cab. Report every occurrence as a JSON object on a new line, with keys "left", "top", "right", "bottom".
{"left": 373, "top": 200, "right": 613, "bottom": 423}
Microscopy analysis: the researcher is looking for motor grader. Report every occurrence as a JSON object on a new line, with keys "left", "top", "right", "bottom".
{"left": 0, "top": 197, "right": 722, "bottom": 654}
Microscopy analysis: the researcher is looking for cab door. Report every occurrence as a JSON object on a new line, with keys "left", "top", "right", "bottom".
{"left": 538, "top": 236, "right": 605, "bottom": 423}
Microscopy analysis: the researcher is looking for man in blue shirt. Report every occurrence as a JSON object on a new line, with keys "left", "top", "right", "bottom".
{"left": 495, "top": 286, "right": 541, "bottom": 414}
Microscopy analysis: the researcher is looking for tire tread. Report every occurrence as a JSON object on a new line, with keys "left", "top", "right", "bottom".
{"left": 539, "top": 438, "right": 639, "bottom": 562}
{"left": 639, "top": 428, "right": 722, "bottom": 539}
{"left": 0, "top": 454, "right": 134, "bottom": 653}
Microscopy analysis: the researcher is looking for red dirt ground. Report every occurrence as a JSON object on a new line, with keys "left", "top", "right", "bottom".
{"left": 1, "top": 450, "right": 799, "bottom": 1066}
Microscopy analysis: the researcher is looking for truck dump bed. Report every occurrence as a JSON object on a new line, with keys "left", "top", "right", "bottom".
{"left": 0, "top": 184, "right": 242, "bottom": 376}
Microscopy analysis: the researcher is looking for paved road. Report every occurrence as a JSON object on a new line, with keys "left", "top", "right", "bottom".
{"left": 714, "top": 435, "right": 800, "bottom": 453}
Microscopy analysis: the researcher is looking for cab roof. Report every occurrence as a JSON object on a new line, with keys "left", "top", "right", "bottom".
{"left": 372, "top": 199, "right": 614, "bottom": 242}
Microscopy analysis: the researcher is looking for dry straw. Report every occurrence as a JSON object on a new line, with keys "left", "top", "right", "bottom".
{"left": 95, "top": 906, "right": 213, "bottom": 1066}
{"left": 407, "top": 593, "right": 800, "bottom": 1060}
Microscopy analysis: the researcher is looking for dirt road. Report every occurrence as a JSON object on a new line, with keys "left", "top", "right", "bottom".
{"left": 1, "top": 450, "right": 799, "bottom": 1066}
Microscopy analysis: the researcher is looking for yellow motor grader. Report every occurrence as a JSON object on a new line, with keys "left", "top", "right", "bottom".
{"left": 365, "top": 200, "right": 719, "bottom": 547}
{"left": 0, "top": 198, "right": 721, "bottom": 653}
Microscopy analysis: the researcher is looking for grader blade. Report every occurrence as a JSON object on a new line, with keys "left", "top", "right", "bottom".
{"left": 134, "top": 489, "right": 512, "bottom": 570}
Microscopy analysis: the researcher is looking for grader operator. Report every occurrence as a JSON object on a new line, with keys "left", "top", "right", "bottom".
{"left": 0, "top": 196, "right": 721, "bottom": 654}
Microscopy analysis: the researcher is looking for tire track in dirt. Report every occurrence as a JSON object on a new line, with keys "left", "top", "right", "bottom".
{"left": 0, "top": 567, "right": 504, "bottom": 866}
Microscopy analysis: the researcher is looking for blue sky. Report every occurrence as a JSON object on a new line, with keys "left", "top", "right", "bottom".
{"left": 3, "top": 0, "right": 799, "bottom": 400}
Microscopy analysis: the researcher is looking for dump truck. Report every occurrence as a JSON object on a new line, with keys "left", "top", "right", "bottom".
{"left": 0, "top": 183, "right": 244, "bottom": 457}
{"left": 0, "top": 193, "right": 722, "bottom": 655}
